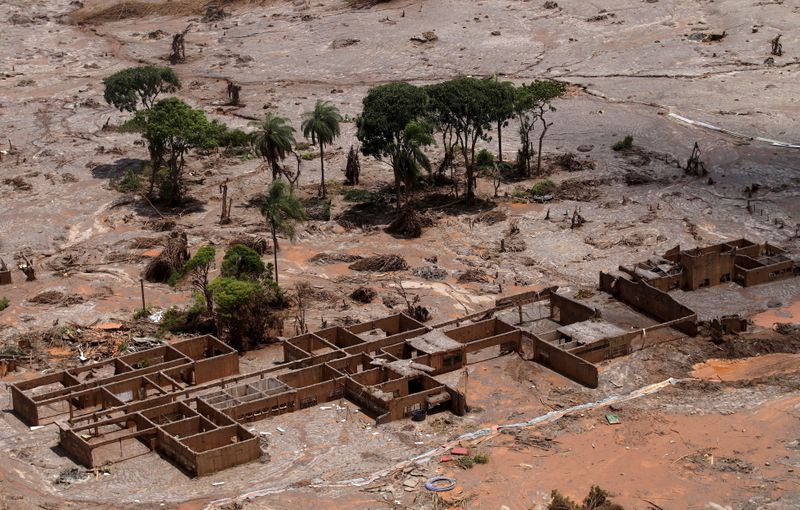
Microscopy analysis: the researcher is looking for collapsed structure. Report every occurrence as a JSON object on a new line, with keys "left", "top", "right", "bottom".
{"left": 6, "top": 239, "right": 797, "bottom": 476}
{"left": 619, "top": 239, "right": 795, "bottom": 291}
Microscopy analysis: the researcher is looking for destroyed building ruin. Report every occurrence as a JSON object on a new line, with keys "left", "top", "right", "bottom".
{"left": 6, "top": 240, "right": 798, "bottom": 477}
{"left": 619, "top": 239, "right": 796, "bottom": 291}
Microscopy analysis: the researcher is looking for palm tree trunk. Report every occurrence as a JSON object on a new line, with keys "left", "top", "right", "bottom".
{"left": 271, "top": 218, "right": 279, "bottom": 284}
{"left": 319, "top": 142, "right": 326, "bottom": 198}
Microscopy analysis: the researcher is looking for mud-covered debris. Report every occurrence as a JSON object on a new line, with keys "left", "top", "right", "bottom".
{"left": 552, "top": 152, "right": 594, "bottom": 172}
{"left": 557, "top": 179, "right": 603, "bottom": 201}
{"left": 386, "top": 208, "right": 434, "bottom": 238}
{"left": 55, "top": 467, "right": 90, "bottom": 486}
{"left": 411, "top": 31, "right": 438, "bottom": 43}
{"left": 411, "top": 305, "right": 431, "bottom": 322}
{"left": 543, "top": 1, "right": 559, "bottom": 8}
{"left": 309, "top": 252, "right": 363, "bottom": 265}
{"left": 475, "top": 209, "right": 507, "bottom": 225}
{"left": 501, "top": 220, "right": 526, "bottom": 253}
{"left": 350, "top": 255, "right": 409, "bottom": 272}
{"left": 413, "top": 265, "right": 448, "bottom": 280}
{"left": 457, "top": 268, "right": 491, "bottom": 284}
{"left": 146, "top": 219, "right": 176, "bottom": 232}
{"left": 3, "top": 176, "right": 32, "bottom": 191}
{"left": 28, "top": 290, "right": 84, "bottom": 307}
{"left": 350, "top": 286, "right": 377, "bottom": 303}
{"left": 202, "top": 5, "right": 227, "bottom": 22}
{"left": 331, "top": 38, "right": 360, "bottom": 49}
{"left": 625, "top": 170, "right": 655, "bottom": 185}
{"left": 228, "top": 235, "right": 271, "bottom": 255}
{"left": 143, "top": 231, "right": 188, "bottom": 283}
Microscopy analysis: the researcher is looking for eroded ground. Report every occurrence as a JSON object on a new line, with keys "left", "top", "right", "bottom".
{"left": 0, "top": 0, "right": 799, "bottom": 509}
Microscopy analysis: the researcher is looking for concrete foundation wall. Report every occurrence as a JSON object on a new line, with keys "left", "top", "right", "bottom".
{"left": 600, "top": 272, "right": 697, "bottom": 336}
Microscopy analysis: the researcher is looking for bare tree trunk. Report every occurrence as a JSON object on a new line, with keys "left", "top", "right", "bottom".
{"left": 271, "top": 218, "right": 279, "bottom": 284}
{"left": 318, "top": 142, "right": 326, "bottom": 198}
{"left": 537, "top": 124, "right": 548, "bottom": 175}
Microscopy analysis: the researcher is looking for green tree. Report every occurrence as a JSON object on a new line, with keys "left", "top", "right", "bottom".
{"left": 486, "top": 77, "right": 516, "bottom": 163}
{"left": 182, "top": 246, "right": 216, "bottom": 314}
{"left": 221, "top": 244, "right": 267, "bottom": 280}
{"left": 301, "top": 100, "right": 342, "bottom": 198}
{"left": 261, "top": 179, "right": 306, "bottom": 285}
{"left": 356, "top": 82, "right": 432, "bottom": 207}
{"left": 126, "top": 98, "right": 218, "bottom": 205}
{"left": 249, "top": 113, "right": 296, "bottom": 180}
{"left": 103, "top": 66, "right": 181, "bottom": 112}
{"left": 208, "top": 277, "right": 282, "bottom": 351}
{"left": 531, "top": 80, "right": 566, "bottom": 175}
{"left": 426, "top": 77, "right": 497, "bottom": 205}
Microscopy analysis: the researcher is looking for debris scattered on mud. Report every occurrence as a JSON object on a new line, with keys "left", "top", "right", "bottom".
{"left": 350, "top": 255, "right": 409, "bottom": 272}
{"left": 457, "top": 268, "right": 491, "bottom": 284}
{"left": 28, "top": 290, "right": 84, "bottom": 307}
{"left": 309, "top": 252, "right": 363, "bottom": 265}
{"left": 474, "top": 209, "right": 507, "bottom": 225}
{"left": 143, "top": 231, "right": 188, "bottom": 283}
{"left": 386, "top": 208, "right": 434, "bottom": 239}
{"left": 413, "top": 265, "right": 449, "bottom": 280}
{"left": 350, "top": 286, "right": 377, "bottom": 303}
{"left": 228, "top": 235, "right": 271, "bottom": 255}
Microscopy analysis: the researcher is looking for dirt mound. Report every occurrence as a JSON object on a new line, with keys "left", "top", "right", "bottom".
{"left": 457, "top": 268, "right": 491, "bottom": 283}
{"left": 386, "top": 208, "right": 434, "bottom": 239}
{"left": 350, "top": 287, "right": 377, "bottom": 303}
{"left": 28, "top": 290, "right": 84, "bottom": 307}
{"left": 349, "top": 255, "right": 408, "bottom": 272}
{"left": 228, "top": 235, "right": 271, "bottom": 255}
{"left": 143, "top": 231, "right": 188, "bottom": 283}
{"left": 309, "top": 252, "right": 363, "bottom": 265}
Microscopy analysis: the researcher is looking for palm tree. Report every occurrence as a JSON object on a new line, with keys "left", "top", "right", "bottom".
{"left": 301, "top": 100, "right": 342, "bottom": 198}
{"left": 249, "top": 113, "right": 296, "bottom": 180}
{"left": 260, "top": 178, "right": 306, "bottom": 285}
{"left": 389, "top": 120, "right": 434, "bottom": 208}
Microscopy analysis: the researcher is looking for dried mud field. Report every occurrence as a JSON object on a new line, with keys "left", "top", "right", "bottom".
{"left": 1, "top": 0, "right": 799, "bottom": 509}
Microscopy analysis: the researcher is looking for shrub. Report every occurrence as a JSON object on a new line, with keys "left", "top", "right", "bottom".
{"left": 343, "top": 188, "right": 374, "bottom": 203}
{"left": 133, "top": 306, "right": 152, "bottom": 320}
{"left": 221, "top": 244, "right": 266, "bottom": 280}
{"left": 476, "top": 148, "right": 495, "bottom": 168}
{"left": 531, "top": 179, "right": 556, "bottom": 197}
{"left": 300, "top": 151, "right": 315, "bottom": 161}
{"left": 117, "top": 169, "right": 141, "bottom": 192}
{"left": 612, "top": 135, "right": 633, "bottom": 151}
{"left": 0, "top": 297, "right": 9, "bottom": 311}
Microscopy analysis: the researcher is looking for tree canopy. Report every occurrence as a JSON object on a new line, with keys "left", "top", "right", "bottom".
{"left": 356, "top": 82, "right": 432, "bottom": 206}
{"left": 125, "top": 97, "right": 219, "bottom": 204}
{"left": 220, "top": 244, "right": 267, "bottom": 280}
{"left": 103, "top": 66, "right": 181, "bottom": 112}
{"left": 249, "top": 113, "right": 296, "bottom": 180}
{"left": 426, "top": 77, "right": 497, "bottom": 204}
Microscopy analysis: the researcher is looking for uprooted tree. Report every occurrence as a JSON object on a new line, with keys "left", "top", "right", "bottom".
{"left": 102, "top": 66, "right": 181, "bottom": 112}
